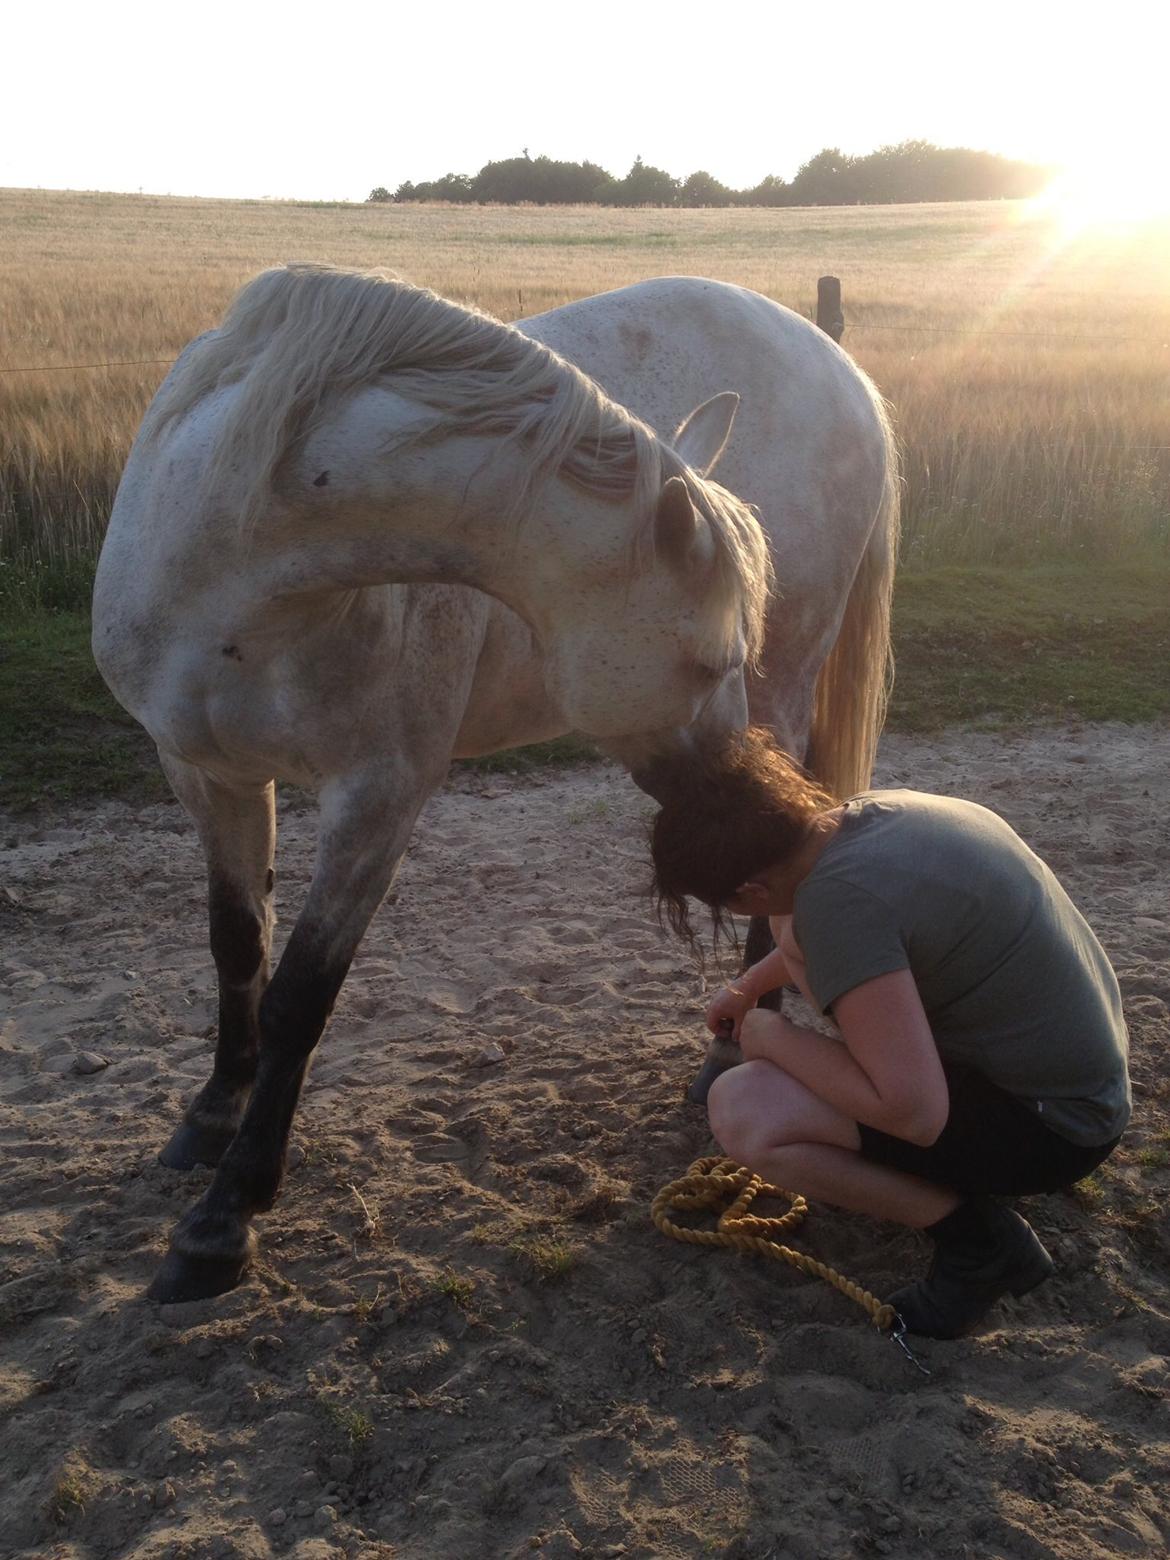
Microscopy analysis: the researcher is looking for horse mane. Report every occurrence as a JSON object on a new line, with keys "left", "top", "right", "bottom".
{"left": 149, "top": 264, "right": 770, "bottom": 661}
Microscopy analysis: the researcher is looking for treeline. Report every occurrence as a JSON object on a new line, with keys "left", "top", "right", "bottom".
{"left": 369, "top": 142, "right": 1049, "bottom": 209}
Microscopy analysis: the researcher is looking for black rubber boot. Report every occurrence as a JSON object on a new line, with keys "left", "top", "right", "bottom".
{"left": 889, "top": 1198, "right": 1055, "bottom": 1339}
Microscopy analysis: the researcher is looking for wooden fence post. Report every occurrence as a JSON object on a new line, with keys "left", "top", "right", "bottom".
{"left": 816, "top": 276, "right": 844, "bottom": 343}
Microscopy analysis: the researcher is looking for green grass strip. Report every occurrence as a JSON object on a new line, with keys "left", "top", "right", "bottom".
{"left": 891, "top": 557, "right": 1170, "bottom": 729}
{"left": 2, "top": 559, "right": 1166, "bottom": 812}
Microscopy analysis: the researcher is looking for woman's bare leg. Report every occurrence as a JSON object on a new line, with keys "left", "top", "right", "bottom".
{"left": 709, "top": 1058, "right": 1055, "bottom": 1338}
{"left": 707, "top": 1058, "right": 959, "bottom": 1227}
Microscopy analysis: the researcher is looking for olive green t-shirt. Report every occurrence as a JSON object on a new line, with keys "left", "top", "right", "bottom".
{"left": 792, "top": 790, "right": 1130, "bottom": 1146}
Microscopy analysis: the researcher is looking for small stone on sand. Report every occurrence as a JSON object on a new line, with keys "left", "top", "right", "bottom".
{"left": 73, "top": 1051, "right": 109, "bottom": 1074}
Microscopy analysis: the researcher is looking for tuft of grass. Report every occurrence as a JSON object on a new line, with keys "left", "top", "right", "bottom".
{"left": 47, "top": 1460, "right": 97, "bottom": 1524}
{"left": 1119, "top": 1199, "right": 1160, "bottom": 1226}
{"left": 434, "top": 1270, "right": 477, "bottom": 1309}
{"left": 509, "top": 1235, "right": 579, "bottom": 1283}
{"left": 318, "top": 1396, "right": 375, "bottom": 1448}
{"left": 352, "top": 1284, "right": 384, "bottom": 1323}
{"left": 1072, "top": 1171, "right": 1107, "bottom": 1207}
{"left": 348, "top": 1182, "right": 382, "bottom": 1247}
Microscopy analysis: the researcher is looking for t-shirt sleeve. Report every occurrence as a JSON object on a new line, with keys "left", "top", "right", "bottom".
{"left": 794, "top": 877, "right": 910, "bottom": 1015}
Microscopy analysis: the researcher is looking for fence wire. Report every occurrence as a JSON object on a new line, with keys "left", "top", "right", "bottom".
{"left": 0, "top": 358, "right": 177, "bottom": 374}
{"left": 2, "top": 320, "right": 1168, "bottom": 377}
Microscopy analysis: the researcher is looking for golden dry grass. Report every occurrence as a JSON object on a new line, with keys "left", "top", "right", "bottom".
{"left": 2, "top": 186, "right": 1168, "bottom": 590}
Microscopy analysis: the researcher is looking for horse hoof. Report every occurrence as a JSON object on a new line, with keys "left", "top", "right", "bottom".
{"left": 158, "top": 1121, "right": 235, "bottom": 1171}
{"left": 146, "top": 1248, "right": 251, "bottom": 1304}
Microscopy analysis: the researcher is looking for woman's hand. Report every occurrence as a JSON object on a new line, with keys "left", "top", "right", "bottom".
{"left": 706, "top": 943, "right": 792, "bottom": 1039}
{"left": 704, "top": 984, "right": 756, "bottom": 1039}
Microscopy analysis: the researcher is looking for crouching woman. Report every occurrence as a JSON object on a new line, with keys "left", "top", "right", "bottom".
{"left": 650, "top": 730, "right": 1131, "bottom": 1338}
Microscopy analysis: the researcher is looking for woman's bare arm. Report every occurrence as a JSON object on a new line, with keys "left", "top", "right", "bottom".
{"left": 739, "top": 968, "right": 950, "bottom": 1146}
{"left": 705, "top": 939, "right": 794, "bottom": 1036}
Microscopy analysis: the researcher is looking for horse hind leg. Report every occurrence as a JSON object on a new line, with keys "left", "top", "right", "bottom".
{"left": 158, "top": 759, "right": 276, "bottom": 1170}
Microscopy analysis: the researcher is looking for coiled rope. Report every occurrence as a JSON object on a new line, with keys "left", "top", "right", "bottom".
{"left": 652, "top": 1155, "right": 897, "bottom": 1331}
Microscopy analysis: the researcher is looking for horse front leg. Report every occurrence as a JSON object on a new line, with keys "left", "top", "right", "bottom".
{"left": 744, "top": 914, "right": 784, "bottom": 1011}
{"left": 146, "top": 764, "right": 435, "bottom": 1304}
{"left": 686, "top": 917, "right": 779, "bottom": 1104}
{"left": 158, "top": 761, "right": 276, "bottom": 1169}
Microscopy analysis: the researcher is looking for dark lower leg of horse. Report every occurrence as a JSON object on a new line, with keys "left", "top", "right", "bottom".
{"left": 148, "top": 755, "right": 451, "bottom": 1304}
{"left": 147, "top": 930, "right": 349, "bottom": 1304}
{"left": 688, "top": 916, "right": 776, "bottom": 1104}
{"left": 744, "top": 915, "right": 782, "bottom": 1011}
{"left": 159, "top": 871, "right": 271, "bottom": 1171}
{"left": 154, "top": 764, "right": 275, "bottom": 1169}
{"left": 157, "top": 981, "right": 265, "bottom": 1170}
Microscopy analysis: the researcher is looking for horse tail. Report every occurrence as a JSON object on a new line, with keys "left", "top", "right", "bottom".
{"left": 804, "top": 396, "right": 900, "bottom": 799}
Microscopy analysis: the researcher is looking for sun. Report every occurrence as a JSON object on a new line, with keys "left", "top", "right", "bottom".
{"left": 1031, "top": 153, "right": 1170, "bottom": 236}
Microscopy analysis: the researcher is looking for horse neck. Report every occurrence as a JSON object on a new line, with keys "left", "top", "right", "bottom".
{"left": 268, "top": 401, "right": 638, "bottom": 631}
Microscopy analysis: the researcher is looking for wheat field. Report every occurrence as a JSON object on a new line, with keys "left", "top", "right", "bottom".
{"left": 2, "top": 187, "right": 1168, "bottom": 600}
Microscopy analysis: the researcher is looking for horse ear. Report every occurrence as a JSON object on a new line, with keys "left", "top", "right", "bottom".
{"left": 655, "top": 475, "right": 712, "bottom": 571}
{"left": 672, "top": 391, "right": 740, "bottom": 477}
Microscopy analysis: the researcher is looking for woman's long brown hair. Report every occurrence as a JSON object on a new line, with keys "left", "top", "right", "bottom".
{"left": 649, "top": 727, "right": 837, "bottom": 952}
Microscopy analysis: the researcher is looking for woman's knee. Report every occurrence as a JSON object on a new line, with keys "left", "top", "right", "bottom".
{"left": 708, "top": 1059, "right": 787, "bottom": 1158}
{"left": 708, "top": 1056, "right": 861, "bottom": 1160}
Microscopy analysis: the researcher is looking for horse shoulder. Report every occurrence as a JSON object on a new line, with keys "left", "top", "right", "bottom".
{"left": 453, "top": 600, "right": 565, "bottom": 758}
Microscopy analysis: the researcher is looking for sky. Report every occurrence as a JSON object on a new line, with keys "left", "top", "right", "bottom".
{"left": 5, "top": 0, "right": 1166, "bottom": 202}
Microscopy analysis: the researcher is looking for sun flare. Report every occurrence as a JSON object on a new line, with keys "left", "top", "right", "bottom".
{"left": 1032, "top": 154, "right": 1170, "bottom": 235}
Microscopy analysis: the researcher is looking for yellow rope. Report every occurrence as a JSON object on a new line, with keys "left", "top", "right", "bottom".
{"left": 652, "top": 1155, "right": 897, "bottom": 1331}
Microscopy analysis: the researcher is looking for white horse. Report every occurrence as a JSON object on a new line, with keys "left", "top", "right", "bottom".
{"left": 92, "top": 265, "right": 896, "bottom": 1303}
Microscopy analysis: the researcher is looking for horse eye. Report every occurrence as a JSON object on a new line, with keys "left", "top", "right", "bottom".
{"left": 701, "top": 654, "right": 745, "bottom": 682}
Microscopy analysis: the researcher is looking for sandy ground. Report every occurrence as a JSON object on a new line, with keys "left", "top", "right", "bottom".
{"left": 2, "top": 722, "right": 1169, "bottom": 1560}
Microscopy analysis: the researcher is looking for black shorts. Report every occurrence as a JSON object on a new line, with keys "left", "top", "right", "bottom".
{"left": 856, "top": 1062, "right": 1122, "bottom": 1197}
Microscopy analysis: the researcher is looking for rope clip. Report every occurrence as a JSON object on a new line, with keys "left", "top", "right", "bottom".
{"left": 889, "top": 1314, "right": 931, "bottom": 1376}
